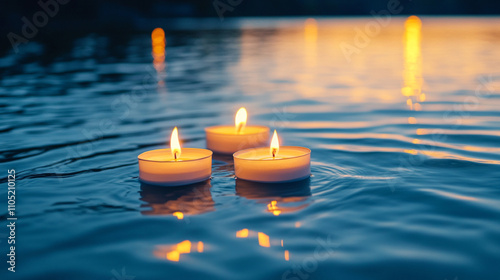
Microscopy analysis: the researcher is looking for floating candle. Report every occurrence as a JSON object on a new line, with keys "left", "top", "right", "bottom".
{"left": 233, "top": 130, "right": 311, "bottom": 183}
{"left": 138, "top": 127, "right": 213, "bottom": 186}
{"left": 205, "top": 107, "right": 270, "bottom": 155}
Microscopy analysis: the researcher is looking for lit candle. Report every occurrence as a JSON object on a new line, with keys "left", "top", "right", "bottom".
{"left": 233, "top": 130, "right": 311, "bottom": 183}
{"left": 138, "top": 127, "right": 213, "bottom": 186}
{"left": 205, "top": 107, "right": 270, "bottom": 154}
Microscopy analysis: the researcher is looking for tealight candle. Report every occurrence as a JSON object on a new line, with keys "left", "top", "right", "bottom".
{"left": 138, "top": 127, "right": 213, "bottom": 186}
{"left": 205, "top": 107, "right": 270, "bottom": 154}
{"left": 233, "top": 130, "right": 311, "bottom": 183}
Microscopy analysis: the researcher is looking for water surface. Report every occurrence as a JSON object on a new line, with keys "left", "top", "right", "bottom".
{"left": 1, "top": 17, "right": 500, "bottom": 280}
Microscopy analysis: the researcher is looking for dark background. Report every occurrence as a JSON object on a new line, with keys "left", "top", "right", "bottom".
{"left": 1, "top": 0, "right": 500, "bottom": 52}
{"left": 4, "top": 0, "right": 500, "bottom": 20}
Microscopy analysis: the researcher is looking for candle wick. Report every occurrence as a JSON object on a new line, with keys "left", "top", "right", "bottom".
{"left": 272, "top": 148, "right": 277, "bottom": 159}
{"left": 174, "top": 152, "right": 178, "bottom": 161}
{"left": 237, "top": 124, "right": 243, "bottom": 134}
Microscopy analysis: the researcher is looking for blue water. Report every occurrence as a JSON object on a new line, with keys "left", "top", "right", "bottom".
{"left": 1, "top": 17, "right": 500, "bottom": 280}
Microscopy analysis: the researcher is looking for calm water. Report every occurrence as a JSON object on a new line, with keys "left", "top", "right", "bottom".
{"left": 1, "top": 17, "right": 500, "bottom": 280}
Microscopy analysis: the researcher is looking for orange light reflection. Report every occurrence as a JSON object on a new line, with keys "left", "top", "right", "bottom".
{"left": 172, "top": 211, "right": 184, "bottom": 219}
{"left": 402, "top": 16, "right": 423, "bottom": 106}
{"left": 154, "top": 240, "right": 204, "bottom": 262}
{"left": 236, "top": 228, "right": 249, "bottom": 238}
{"left": 236, "top": 228, "right": 293, "bottom": 262}
{"left": 151, "top": 27, "right": 167, "bottom": 92}
{"left": 258, "top": 232, "right": 270, "bottom": 248}
{"left": 267, "top": 200, "right": 282, "bottom": 216}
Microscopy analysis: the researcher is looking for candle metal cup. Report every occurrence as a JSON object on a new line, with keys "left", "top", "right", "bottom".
{"left": 138, "top": 148, "right": 212, "bottom": 187}
{"left": 205, "top": 125, "right": 269, "bottom": 155}
{"left": 233, "top": 146, "right": 311, "bottom": 183}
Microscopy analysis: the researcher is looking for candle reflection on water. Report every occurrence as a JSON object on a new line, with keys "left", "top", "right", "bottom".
{"left": 152, "top": 27, "right": 166, "bottom": 72}
{"left": 236, "top": 228, "right": 249, "bottom": 238}
{"left": 403, "top": 16, "right": 426, "bottom": 155}
{"left": 235, "top": 178, "right": 311, "bottom": 215}
{"left": 153, "top": 240, "right": 205, "bottom": 262}
{"left": 402, "top": 16, "right": 423, "bottom": 111}
{"left": 139, "top": 180, "right": 214, "bottom": 216}
{"left": 151, "top": 27, "right": 167, "bottom": 94}
{"left": 258, "top": 232, "right": 270, "bottom": 247}
{"left": 235, "top": 228, "right": 291, "bottom": 261}
{"left": 304, "top": 18, "right": 318, "bottom": 68}
{"left": 233, "top": 179, "right": 311, "bottom": 261}
{"left": 145, "top": 181, "right": 212, "bottom": 262}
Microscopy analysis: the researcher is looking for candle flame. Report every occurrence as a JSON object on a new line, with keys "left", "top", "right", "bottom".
{"left": 270, "top": 130, "right": 279, "bottom": 158}
{"left": 235, "top": 107, "right": 247, "bottom": 133}
{"left": 170, "top": 127, "right": 181, "bottom": 160}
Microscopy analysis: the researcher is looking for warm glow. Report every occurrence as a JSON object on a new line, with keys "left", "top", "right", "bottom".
{"left": 197, "top": 241, "right": 204, "bottom": 253}
{"left": 166, "top": 251, "right": 180, "bottom": 262}
{"left": 236, "top": 228, "right": 249, "bottom": 238}
{"left": 402, "top": 16, "right": 424, "bottom": 110}
{"left": 270, "top": 130, "right": 279, "bottom": 158}
{"left": 419, "top": 93, "right": 426, "bottom": 102}
{"left": 284, "top": 250, "right": 290, "bottom": 261}
{"left": 177, "top": 240, "right": 191, "bottom": 254}
{"left": 304, "top": 18, "right": 318, "bottom": 70}
{"left": 267, "top": 200, "right": 281, "bottom": 216}
{"left": 404, "top": 149, "right": 418, "bottom": 155}
{"left": 407, "top": 98, "right": 413, "bottom": 110}
{"left": 304, "top": 18, "right": 318, "bottom": 41}
{"left": 258, "top": 232, "right": 270, "bottom": 247}
{"left": 170, "top": 127, "right": 181, "bottom": 160}
{"left": 152, "top": 28, "right": 165, "bottom": 43}
{"left": 154, "top": 240, "right": 203, "bottom": 262}
{"left": 152, "top": 28, "right": 166, "bottom": 72}
{"left": 235, "top": 107, "right": 247, "bottom": 133}
{"left": 172, "top": 211, "right": 184, "bottom": 219}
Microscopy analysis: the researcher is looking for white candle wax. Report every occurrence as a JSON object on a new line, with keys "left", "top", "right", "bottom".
{"left": 138, "top": 148, "right": 212, "bottom": 186}
{"left": 205, "top": 125, "right": 269, "bottom": 155}
{"left": 233, "top": 146, "right": 311, "bottom": 183}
